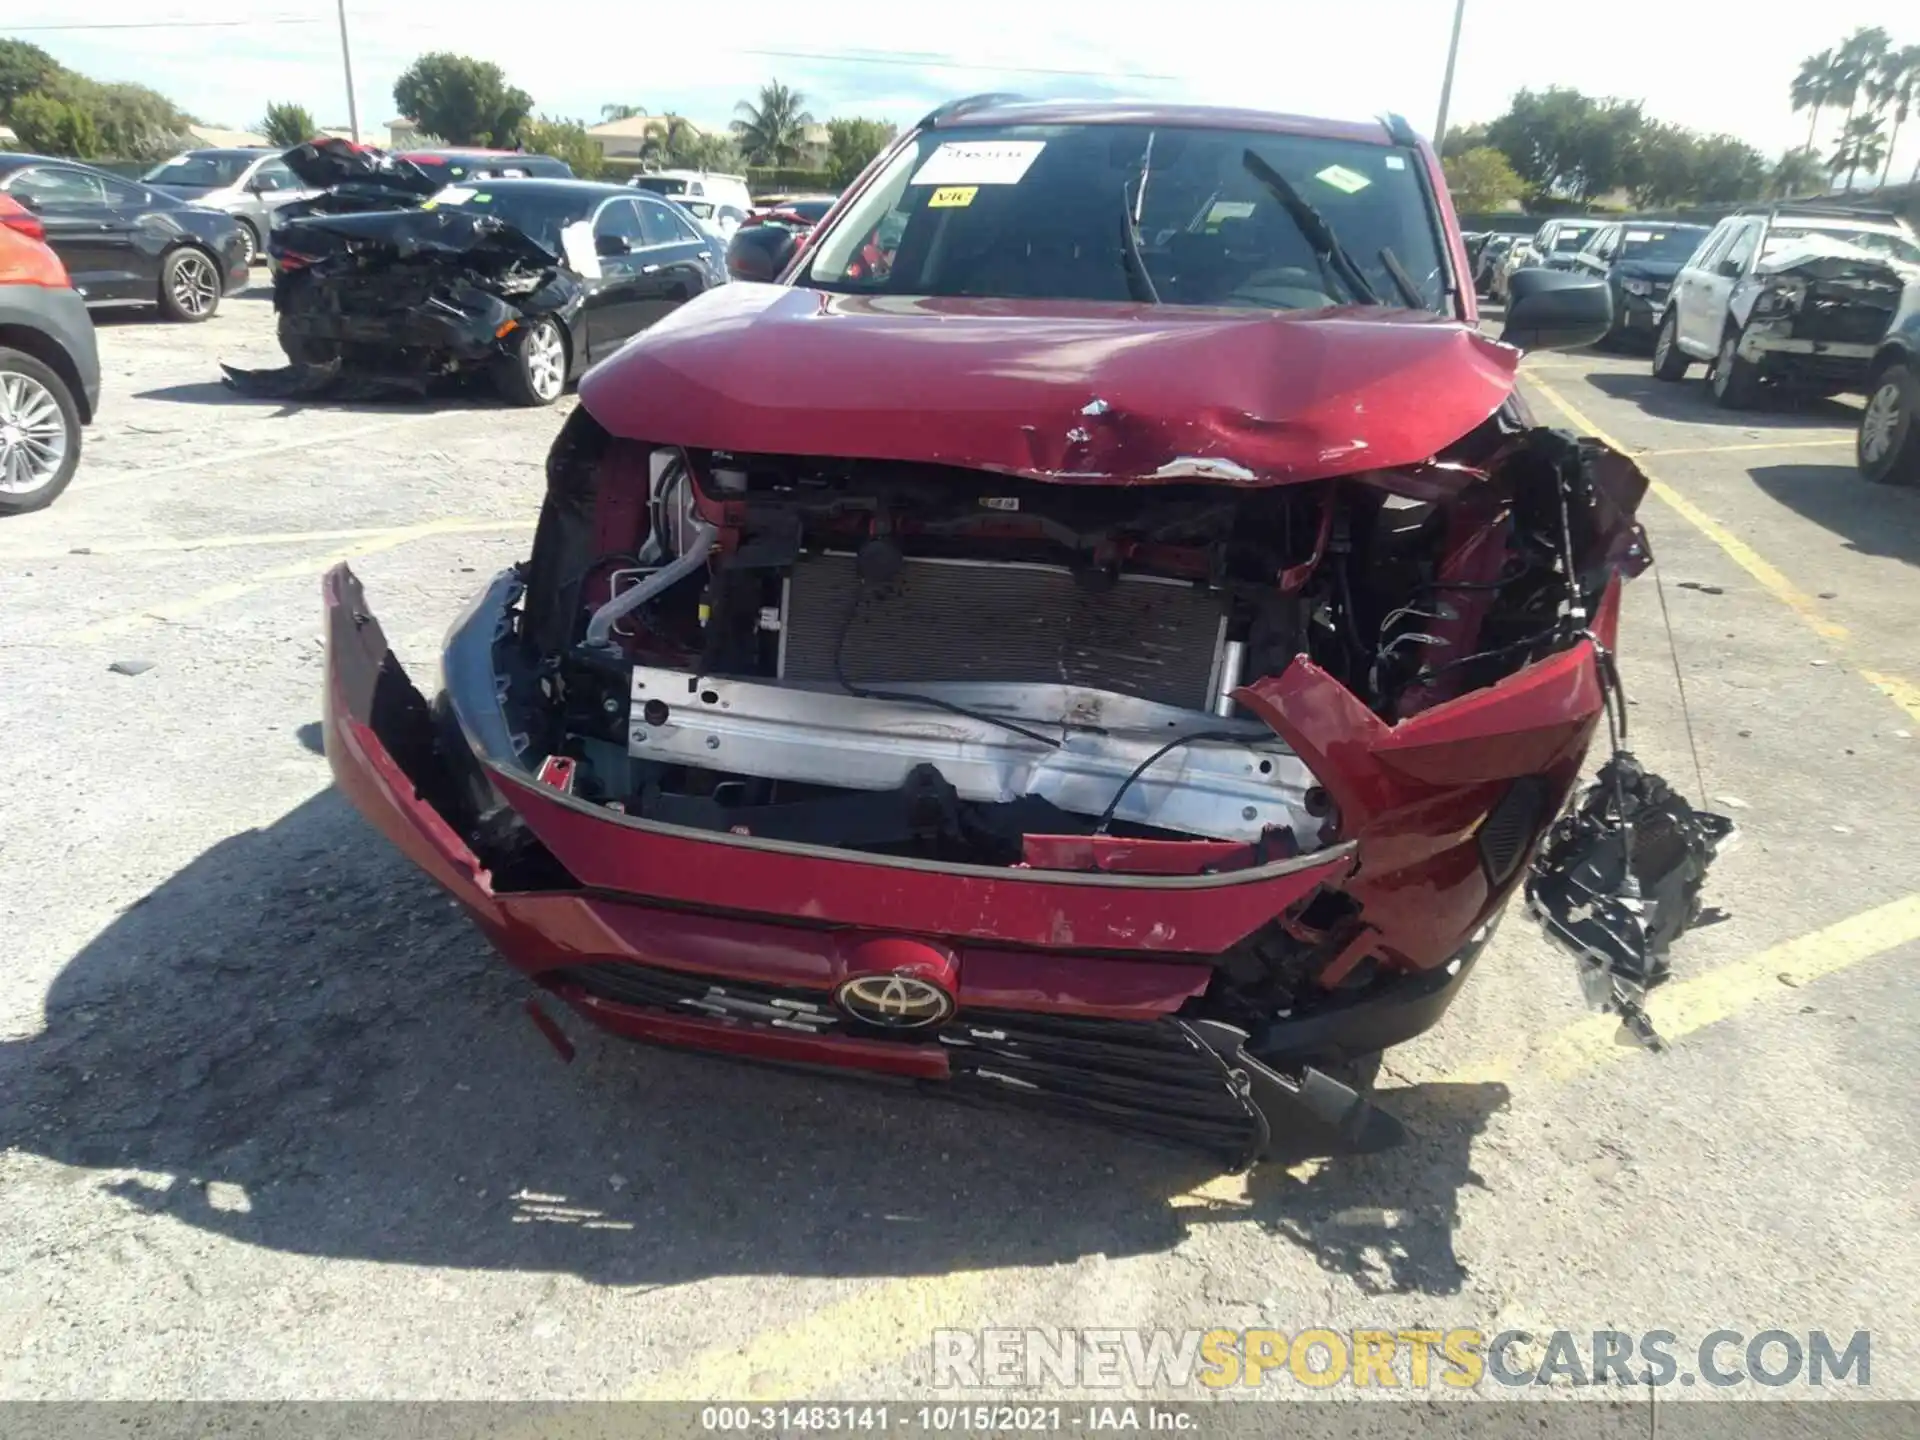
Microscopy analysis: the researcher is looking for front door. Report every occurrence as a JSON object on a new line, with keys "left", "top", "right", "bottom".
{"left": 580, "top": 198, "right": 653, "bottom": 362}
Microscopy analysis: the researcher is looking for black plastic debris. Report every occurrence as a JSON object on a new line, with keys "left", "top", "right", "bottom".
{"left": 1526, "top": 752, "right": 1735, "bottom": 1049}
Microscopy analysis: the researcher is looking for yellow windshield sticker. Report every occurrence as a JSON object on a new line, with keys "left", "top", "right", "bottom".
{"left": 929, "top": 186, "right": 977, "bottom": 208}
{"left": 1315, "top": 165, "right": 1370, "bottom": 194}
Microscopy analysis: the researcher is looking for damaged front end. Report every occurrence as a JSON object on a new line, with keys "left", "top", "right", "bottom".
{"left": 323, "top": 299, "right": 1729, "bottom": 1166}
{"left": 1737, "top": 239, "right": 1915, "bottom": 391}
{"left": 228, "top": 207, "right": 580, "bottom": 398}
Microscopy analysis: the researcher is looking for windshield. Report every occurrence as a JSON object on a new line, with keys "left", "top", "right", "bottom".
{"left": 1764, "top": 224, "right": 1920, "bottom": 266}
{"left": 801, "top": 122, "right": 1452, "bottom": 313}
{"left": 143, "top": 152, "right": 253, "bottom": 188}
{"left": 429, "top": 186, "right": 598, "bottom": 252}
{"left": 1550, "top": 225, "right": 1596, "bottom": 253}
{"left": 1619, "top": 226, "right": 1708, "bottom": 262}
{"left": 633, "top": 176, "right": 689, "bottom": 197}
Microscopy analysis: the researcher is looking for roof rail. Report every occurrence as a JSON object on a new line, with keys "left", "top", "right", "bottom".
{"left": 1380, "top": 112, "right": 1419, "bottom": 147}
{"left": 915, "top": 93, "right": 1029, "bottom": 130}
{"left": 1735, "top": 201, "right": 1903, "bottom": 222}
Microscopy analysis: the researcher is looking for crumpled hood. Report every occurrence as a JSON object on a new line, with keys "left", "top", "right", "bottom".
{"left": 577, "top": 284, "right": 1521, "bottom": 486}
{"left": 281, "top": 207, "right": 561, "bottom": 272}
{"left": 1757, "top": 234, "right": 1918, "bottom": 284}
{"left": 282, "top": 137, "right": 439, "bottom": 197}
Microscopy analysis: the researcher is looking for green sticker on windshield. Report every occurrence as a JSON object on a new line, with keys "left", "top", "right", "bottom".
{"left": 1314, "top": 165, "right": 1370, "bottom": 194}
{"left": 472, "top": 192, "right": 491, "bottom": 203}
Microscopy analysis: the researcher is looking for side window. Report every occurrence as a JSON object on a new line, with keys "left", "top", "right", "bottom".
{"left": 1721, "top": 221, "right": 1760, "bottom": 275}
{"left": 97, "top": 176, "right": 150, "bottom": 208}
{"left": 663, "top": 204, "right": 704, "bottom": 243}
{"left": 1691, "top": 221, "right": 1735, "bottom": 271}
{"left": 10, "top": 166, "right": 108, "bottom": 209}
{"left": 252, "top": 159, "right": 296, "bottom": 191}
{"left": 635, "top": 196, "right": 682, "bottom": 246}
{"left": 593, "top": 198, "right": 645, "bottom": 244}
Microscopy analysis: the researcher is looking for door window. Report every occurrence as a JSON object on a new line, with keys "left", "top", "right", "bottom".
{"left": 9, "top": 167, "right": 108, "bottom": 209}
{"left": 593, "top": 198, "right": 646, "bottom": 249}
{"left": 635, "top": 196, "right": 685, "bottom": 246}
{"left": 1690, "top": 221, "right": 1736, "bottom": 272}
{"left": 1720, "top": 221, "right": 1759, "bottom": 275}
{"left": 97, "top": 176, "right": 151, "bottom": 208}
{"left": 251, "top": 158, "right": 296, "bottom": 192}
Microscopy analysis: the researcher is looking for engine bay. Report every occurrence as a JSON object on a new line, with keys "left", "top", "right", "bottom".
{"left": 501, "top": 406, "right": 1644, "bottom": 872}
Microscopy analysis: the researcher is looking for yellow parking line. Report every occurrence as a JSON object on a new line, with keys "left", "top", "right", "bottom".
{"left": 0, "top": 521, "right": 521, "bottom": 563}
{"left": 1861, "top": 671, "right": 1920, "bottom": 726}
{"left": 1523, "top": 375, "right": 1848, "bottom": 641}
{"left": 1636, "top": 438, "right": 1853, "bottom": 458}
{"left": 621, "top": 890, "right": 1920, "bottom": 1400}
{"left": 1440, "top": 892, "right": 1920, "bottom": 1087}
{"left": 625, "top": 1272, "right": 998, "bottom": 1402}
{"left": 76, "top": 418, "right": 415, "bottom": 491}
{"left": 63, "top": 519, "right": 527, "bottom": 642}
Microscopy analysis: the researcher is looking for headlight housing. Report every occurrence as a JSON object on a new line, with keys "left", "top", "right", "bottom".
{"left": 1621, "top": 277, "right": 1652, "bottom": 297}
{"left": 1753, "top": 278, "right": 1807, "bottom": 316}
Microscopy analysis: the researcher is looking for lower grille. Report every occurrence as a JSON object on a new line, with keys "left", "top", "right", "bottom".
{"left": 780, "top": 552, "right": 1228, "bottom": 711}
{"left": 547, "top": 961, "right": 1261, "bottom": 1164}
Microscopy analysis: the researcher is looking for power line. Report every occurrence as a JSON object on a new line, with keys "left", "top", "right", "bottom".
{"left": 738, "top": 47, "right": 1177, "bottom": 82}
{"left": 7, "top": 16, "right": 321, "bottom": 29}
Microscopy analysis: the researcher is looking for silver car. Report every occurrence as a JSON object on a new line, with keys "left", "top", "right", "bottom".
{"left": 142, "top": 149, "right": 315, "bottom": 266}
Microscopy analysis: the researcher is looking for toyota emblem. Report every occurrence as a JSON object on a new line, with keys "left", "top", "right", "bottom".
{"left": 834, "top": 973, "right": 955, "bottom": 1029}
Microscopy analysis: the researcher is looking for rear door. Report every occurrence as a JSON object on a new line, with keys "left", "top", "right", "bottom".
{"left": 3, "top": 166, "right": 133, "bottom": 299}
{"left": 633, "top": 194, "right": 716, "bottom": 323}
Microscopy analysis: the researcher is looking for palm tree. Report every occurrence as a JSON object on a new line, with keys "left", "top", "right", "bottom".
{"left": 1867, "top": 44, "right": 1920, "bottom": 188}
{"left": 731, "top": 80, "right": 813, "bottom": 167}
{"left": 1829, "top": 113, "right": 1889, "bottom": 190}
{"left": 600, "top": 103, "right": 647, "bottom": 122}
{"left": 639, "top": 113, "right": 699, "bottom": 167}
{"left": 1791, "top": 49, "right": 1836, "bottom": 153}
{"left": 1830, "top": 27, "right": 1892, "bottom": 149}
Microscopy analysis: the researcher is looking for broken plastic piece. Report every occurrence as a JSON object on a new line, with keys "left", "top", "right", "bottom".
{"left": 1526, "top": 752, "right": 1735, "bottom": 1049}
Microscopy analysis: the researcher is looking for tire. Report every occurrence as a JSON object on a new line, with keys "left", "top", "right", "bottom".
{"left": 1651, "top": 309, "right": 1690, "bottom": 380}
{"left": 1858, "top": 363, "right": 1920, "bottom": 487}
{"left": 235, "top": 219, "right": 261, "bottom": 268}
{"left": 491, "top": 317, "right": 567, "bottom": 407}
{"left": 1710, "top": 325, "right": 1761, "bottom": 409}
{"left": 156, "top": 246, "right": 222, "bottom": 322}
{"left": 0, "top": 348, "right": 83, "bottom": 516}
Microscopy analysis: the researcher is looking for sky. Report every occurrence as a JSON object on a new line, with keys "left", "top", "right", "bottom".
{"left": 7, "top": 0, "right": 1917, "bottom": 180}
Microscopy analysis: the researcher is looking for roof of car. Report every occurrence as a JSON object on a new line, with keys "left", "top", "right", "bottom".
{"left": 173, "top": 148, "right": 277, "bottom": 159}
{"left": 926, "top": 99, "right": 1404, "bottom": 147}
{"left": 0, "top": 153, "right": 129, "bottom": 179}
{"left": 439, "top": 178, "right": 632, "bottom": 199}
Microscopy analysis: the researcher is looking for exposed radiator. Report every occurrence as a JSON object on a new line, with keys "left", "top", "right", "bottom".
{"left": 780, "top": 553, "right": 1228, "bottom": 711}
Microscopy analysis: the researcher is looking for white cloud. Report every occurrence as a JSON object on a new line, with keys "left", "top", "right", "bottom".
{"left": 12, "top": 0, "right": 1915, "bottom": 175}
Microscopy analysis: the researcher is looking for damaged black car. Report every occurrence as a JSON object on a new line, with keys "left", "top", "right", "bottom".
{"left": 231, "top": 171, "right": 730, "bottom": 406}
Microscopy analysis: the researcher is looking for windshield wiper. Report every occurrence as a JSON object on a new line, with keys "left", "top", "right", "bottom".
{"left": 1378, "top": 246, "right": 1425, "bottom": 308}
{"left": 1119, "top": 179, "right": 1161, "bottom": 304}
{"left": 1240, "top": 149, "right": 1380, "bottom": 305}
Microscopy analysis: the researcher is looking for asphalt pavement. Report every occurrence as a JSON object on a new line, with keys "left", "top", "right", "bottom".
{"left": 1, "top": 291, "right": 1916, "bottom": 1406}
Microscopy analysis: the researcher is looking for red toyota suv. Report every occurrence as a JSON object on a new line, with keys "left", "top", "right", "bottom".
{"left": 320, "top": 98, "right": 1726, "bottom": 1167}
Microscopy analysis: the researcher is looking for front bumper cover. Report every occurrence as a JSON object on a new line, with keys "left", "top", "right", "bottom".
{"left": 322, "top": 563, "right": 1528, "bottom": 1166}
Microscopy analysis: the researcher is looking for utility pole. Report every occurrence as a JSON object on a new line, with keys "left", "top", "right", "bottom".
{"left": 336, "top": 0, "right": 361, "bottom": 143}
{"left": 1433, "top": 0, "right": 1467, "bottom": 151}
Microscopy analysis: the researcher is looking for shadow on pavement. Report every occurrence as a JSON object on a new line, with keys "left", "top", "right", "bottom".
{"left": 0, "top": 789, "right": 1504, "bottom": 1293}
{"left": 1583, "top": 371, "right": 1857, "bottom": 430}
{"left": 130, "top": 380, "right": 493, "bottom": 417}
{"left": 1748, "top": 462, "right": 1920, "bottom": 567}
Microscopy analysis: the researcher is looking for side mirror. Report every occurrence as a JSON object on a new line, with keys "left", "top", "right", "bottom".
{"left": 595, "top": 233, "right": 630, "bottom": 257}
{"left": 1501, "top": 267, "right": 1612, "bottom": 352}
{"left": 727, "top": 223, "right": 797, "bottom": 282}
{"left": 1716, "top": 258, "right": 1743, "bottom": 279}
